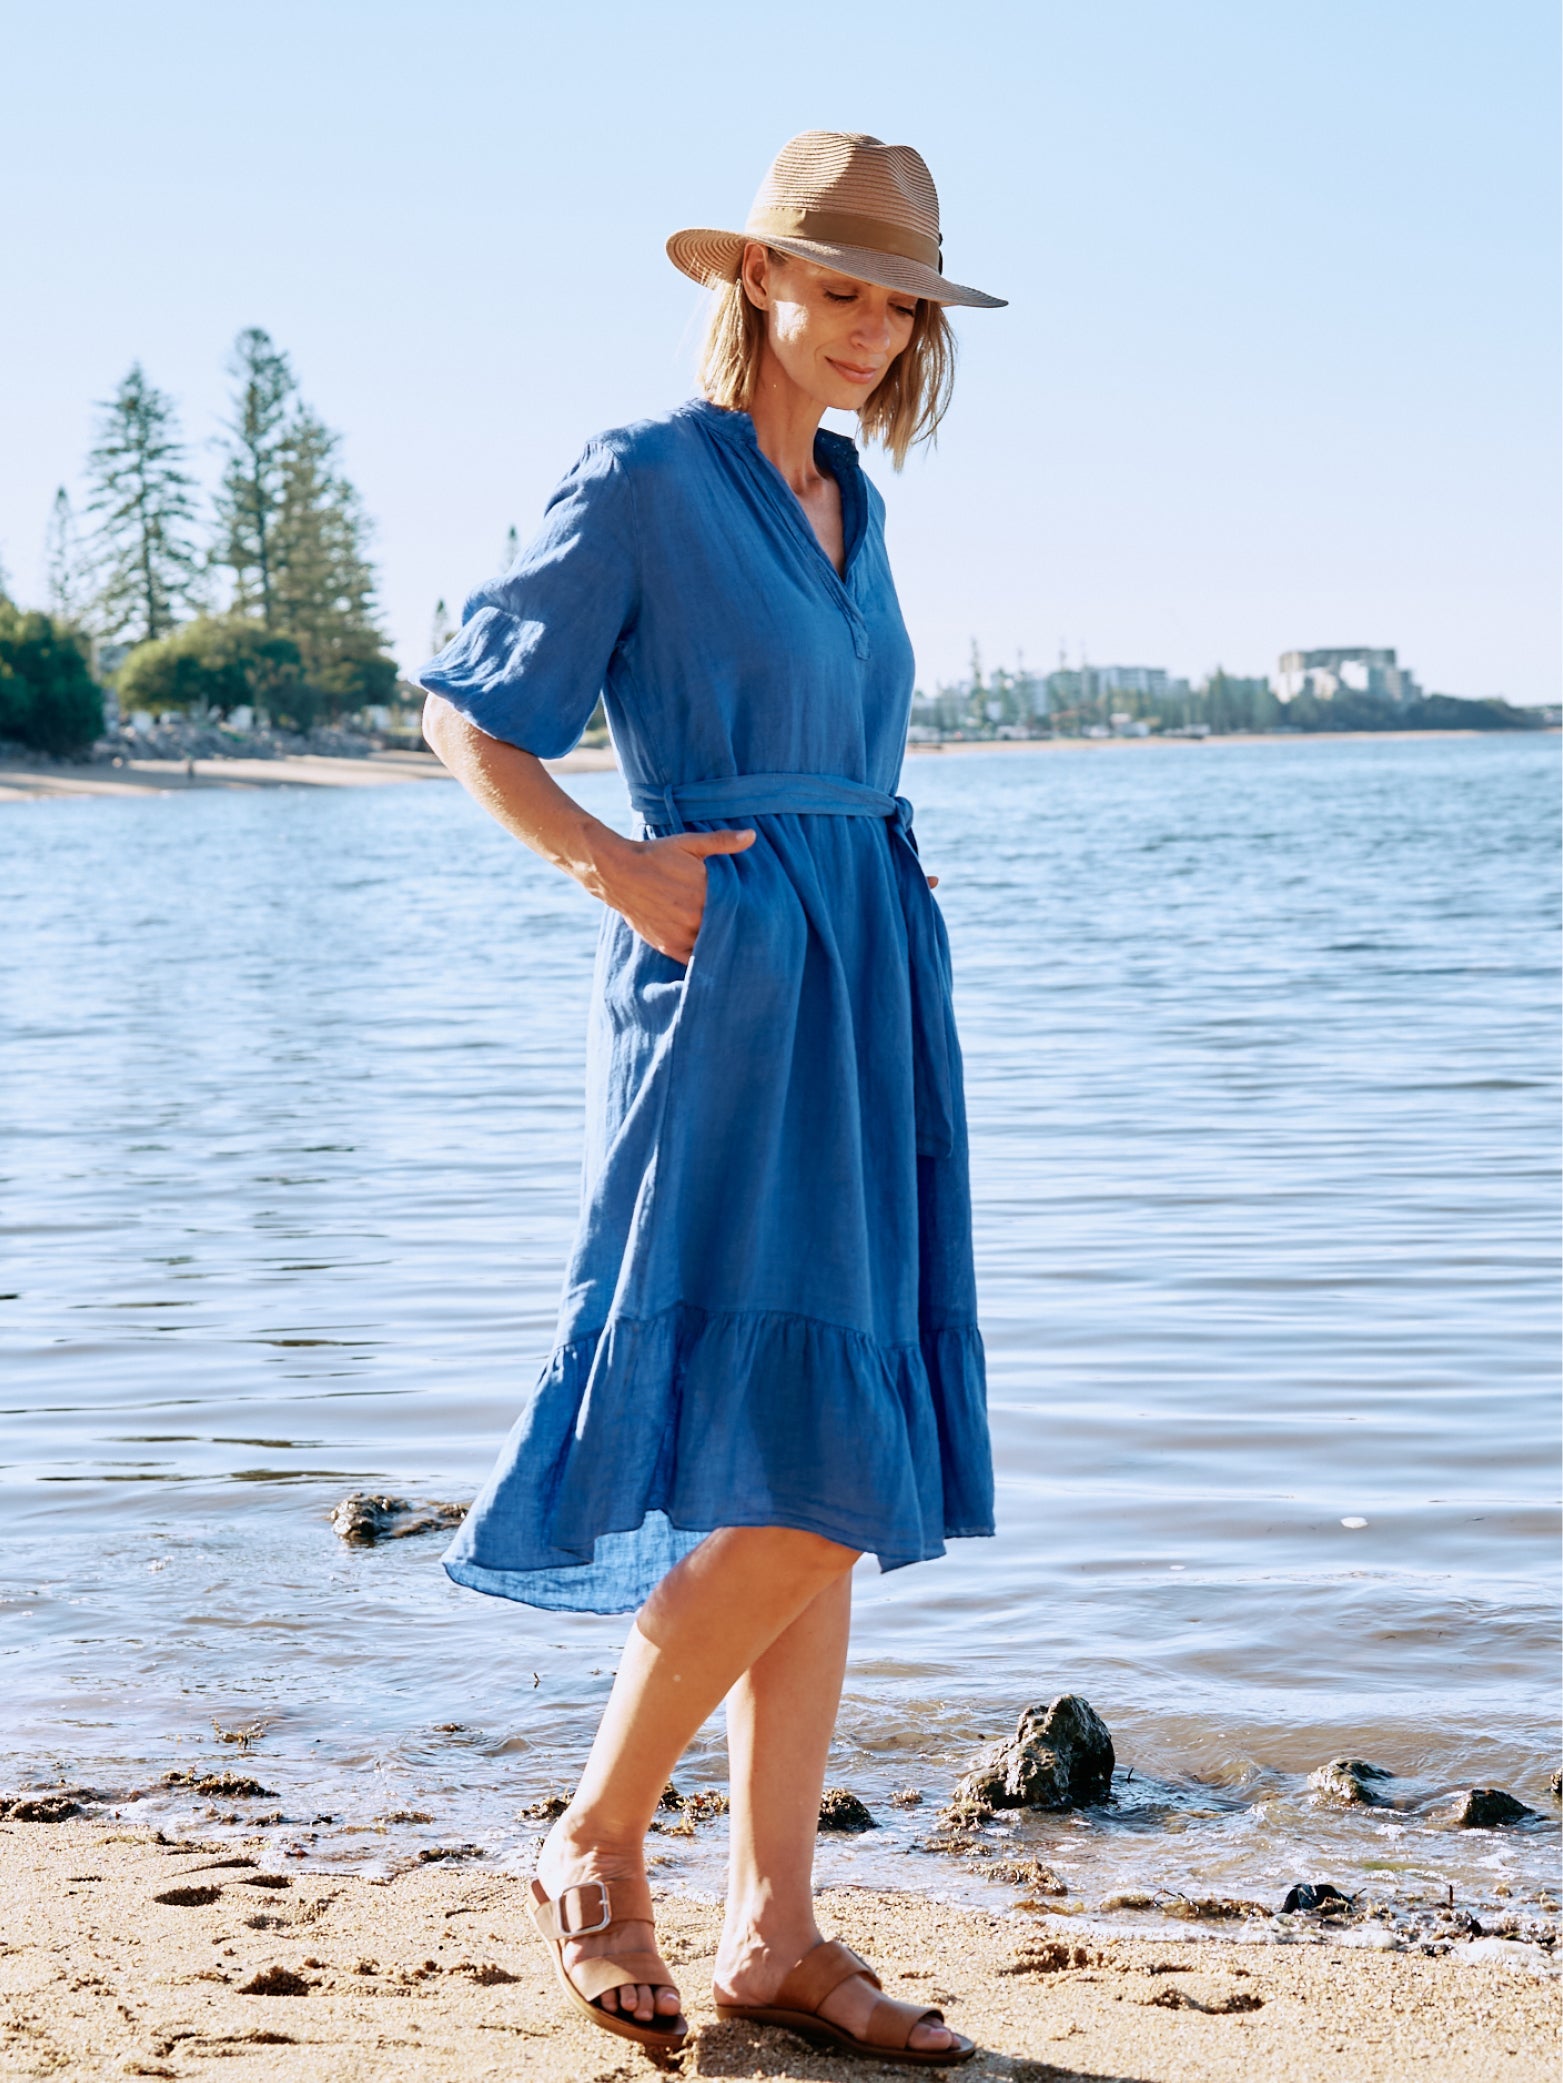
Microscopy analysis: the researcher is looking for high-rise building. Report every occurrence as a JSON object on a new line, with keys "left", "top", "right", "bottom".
{"left": 1274, "top": 648, "right": 1422, "bottom": 705}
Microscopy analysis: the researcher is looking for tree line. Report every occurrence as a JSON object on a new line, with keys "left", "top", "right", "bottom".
{"left": 0, "top": 329, "right": 397, "bottom": 755}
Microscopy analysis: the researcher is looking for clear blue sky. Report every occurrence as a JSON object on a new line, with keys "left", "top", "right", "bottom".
{"left": 4, "top": 0, "right": 1557, "bottom": 700}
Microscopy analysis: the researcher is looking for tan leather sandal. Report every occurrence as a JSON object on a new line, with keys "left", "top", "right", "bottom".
{"left": 528, "top": 1875, "right": 689, "bottom": 2057}
{"left": 715, "top": 1937, "right": 976, "bottom": 2067}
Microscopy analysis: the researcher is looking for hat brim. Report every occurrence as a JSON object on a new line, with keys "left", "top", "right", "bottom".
{"left": 666, "top": 227, "right": 1006, "bottom": 311}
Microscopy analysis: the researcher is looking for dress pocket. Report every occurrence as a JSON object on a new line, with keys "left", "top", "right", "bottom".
{"left": 682, "top": 847, "right": 733, "bottom": 986}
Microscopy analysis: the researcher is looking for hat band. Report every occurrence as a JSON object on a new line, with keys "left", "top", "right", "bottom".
{"left": 744, "top": 205, "right": 941, "bottom": 274}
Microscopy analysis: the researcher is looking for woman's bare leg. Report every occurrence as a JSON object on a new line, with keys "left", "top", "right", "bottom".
{"left": 713, "top": 1573, "right": 954, "bottom": 2053}
{"left": 534, "top": 1525, "right": 858, "bottom": 2023}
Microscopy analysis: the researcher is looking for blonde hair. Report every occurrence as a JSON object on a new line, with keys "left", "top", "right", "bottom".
{"left": 698, "top": 253, "right": 956, "bottom": 471}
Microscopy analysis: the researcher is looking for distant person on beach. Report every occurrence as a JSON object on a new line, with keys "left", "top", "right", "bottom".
{"left": 418, "top": 131, "right": 1003, "bottom": 2067}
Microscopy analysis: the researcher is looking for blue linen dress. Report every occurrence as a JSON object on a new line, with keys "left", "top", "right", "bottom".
{"left": 418, "top": 397, "right": 992, "bottom": 1613}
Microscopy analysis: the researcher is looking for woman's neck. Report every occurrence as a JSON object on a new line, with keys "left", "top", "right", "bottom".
{"left": 746, "top": 354, "right": 828, "bottom": 495}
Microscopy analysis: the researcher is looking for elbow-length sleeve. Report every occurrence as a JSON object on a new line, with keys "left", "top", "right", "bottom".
{"left": 416, "top": 438, "right": 638, "bottom": 758}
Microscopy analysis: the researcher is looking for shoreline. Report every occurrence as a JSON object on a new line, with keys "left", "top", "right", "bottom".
{"left": 1, "top": 728, "right": 1552, "bottom": 803}
{"left": 1, "top": 1822, "right": 1555, "bottom": 2081}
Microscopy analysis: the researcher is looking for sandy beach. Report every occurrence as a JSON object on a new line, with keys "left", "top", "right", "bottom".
{"left": 0, "top": 1822, "right": 1554, "bottom": 2081}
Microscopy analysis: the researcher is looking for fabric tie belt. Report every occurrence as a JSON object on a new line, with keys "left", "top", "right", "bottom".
{"left": 628, "top": 772, "right": 956, "bottom": 1160}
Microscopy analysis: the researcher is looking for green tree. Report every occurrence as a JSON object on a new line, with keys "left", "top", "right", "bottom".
{"left": 214, "top": 327, "right": 298, "bottom": 627}
{"left": 270, "top": 408, "right": 395, "bottom": 714}
{"left": 0, "top": 605, "right": 104, "bottom": 756}
{"left": 117, "top": 615, "right": 308, "bottom": 725}
{"left": 86, "top": 364, "right": 198, "bottom": 642}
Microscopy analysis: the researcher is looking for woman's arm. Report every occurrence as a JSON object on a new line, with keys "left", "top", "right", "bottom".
{"left": 422, "top": 694, "right": 754, "bottom": 963}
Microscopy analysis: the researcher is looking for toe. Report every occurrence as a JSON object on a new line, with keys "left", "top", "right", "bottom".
{"left": 909, "top": 2018, "right": 953, "bottom": 2051}
{"left": 631, "top": 1982, "right": 655, "bottom": 2020}
{"left": 598, "top": 1986, "right": 619, "bottom": 2014}
{"left": 655, "top": 1983, "right": 681, "bottom": 2016}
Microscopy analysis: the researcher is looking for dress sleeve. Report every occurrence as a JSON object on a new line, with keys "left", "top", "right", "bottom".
{"left": 415, "top": 438, "right": 637, "bottom": 759}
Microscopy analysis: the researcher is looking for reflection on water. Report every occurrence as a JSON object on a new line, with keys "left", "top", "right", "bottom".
{"left": 1, "top": 736, "right": 1557, "bottom": 1933}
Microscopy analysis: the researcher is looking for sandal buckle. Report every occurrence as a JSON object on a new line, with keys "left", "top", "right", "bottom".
{"left": 557, "top": 1880, "right": 613, "bottom": 1937}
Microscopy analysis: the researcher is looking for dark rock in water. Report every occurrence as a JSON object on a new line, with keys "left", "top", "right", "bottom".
{"left": 163, "top": 1770, "right": 277, "bottom": 1799}
{"left": 1446, "top": 1787, "right": 1534, "bottom": 1828}
{"left": 1307, "top": 1758, "right": 1394, "bottom": 1806}
{"left": 0, "top": 1794, "right": 85, "bottom": 1822}
{"left": 818, "top": 1788, "right": 876, "bottom": 1831}
{"left": 1281, "top": 1882, "right": 1354, "bottom": 1914}
{"left": 330, "top": 1493, "right": 469, "bottom": 1545}
{"left": 519, "top": 1793, "right": 570, "bottom": 1822}
{"left": 954, "top": 1695, "right": 1115, "bottom": 1811}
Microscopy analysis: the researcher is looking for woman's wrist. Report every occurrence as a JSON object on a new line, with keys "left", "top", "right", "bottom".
{"left": 568, "top": 823, "right": 638, "bottom": 906}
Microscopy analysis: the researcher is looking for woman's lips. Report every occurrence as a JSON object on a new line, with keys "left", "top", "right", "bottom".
{"left": 826, "top": 357, "right": 882, "bottom": 385}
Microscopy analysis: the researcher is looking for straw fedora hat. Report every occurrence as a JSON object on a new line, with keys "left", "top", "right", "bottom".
{"left": 667, "top": 131, "right": 1006, "bottom": 311}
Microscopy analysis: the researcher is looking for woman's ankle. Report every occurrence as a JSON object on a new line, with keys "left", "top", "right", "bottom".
{"left": 539, "top": 1803, "right": 646, "bottom": 1874}
{"left": 715, "top": 1903, "right": 821, "bottom": 1989}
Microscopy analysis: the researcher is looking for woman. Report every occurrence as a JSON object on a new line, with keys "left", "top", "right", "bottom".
{"left": 419, "top": 131, "right": 1004, "bottom": 2067}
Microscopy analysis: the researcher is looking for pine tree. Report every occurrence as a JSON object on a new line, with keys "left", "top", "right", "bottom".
{"left": 501, "top": 524, "right": 519, "bottom": 571}
{"left": 270, "top": 407, "right": 393, "bottom": 714}
{"left": 430, "top": 598, "right": 455, "bottom": 654}
{"left": 85, "top": 364, "right": 198, "bottom": 643}
{"left": 214, "top": 328, "right": 297, "bottom": 627}
{"left": 44, "top": 488, "right": 90, "bottom": 626}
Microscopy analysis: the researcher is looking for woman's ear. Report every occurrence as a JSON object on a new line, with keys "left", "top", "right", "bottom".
{"left": 739, "top": 240, "right": 771, "bottom": 311}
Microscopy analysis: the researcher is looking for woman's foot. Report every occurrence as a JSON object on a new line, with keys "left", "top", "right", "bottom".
{"left": 713, "top": 1924, "right": 956, "bottom": 2054}
{"left": 535, "top": 1812, "right": 680, "bottom": 2025}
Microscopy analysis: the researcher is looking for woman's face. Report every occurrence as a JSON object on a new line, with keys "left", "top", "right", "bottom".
{"left": 742, "top": 244, "right": 918, "bottom": 411}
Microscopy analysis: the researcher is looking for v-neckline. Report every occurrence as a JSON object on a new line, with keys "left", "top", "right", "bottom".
{"left": 691, "top": 401, "right": 866, "bottom": 600}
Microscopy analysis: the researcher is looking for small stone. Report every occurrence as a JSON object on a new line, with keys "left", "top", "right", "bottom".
{"left": 519, "top": 1793, "right": 570, "bottom": 1822}
{"left": 162, "top": 1771, "right": 276, "bottom": 1800}
{"left": 953, "top": 1696, "right": 1115, "bottom": 1812}
{"left": 0, "top": 1795, "right": 83, "bottom": 1822}
{"left": 1307, "top": 1758, "right": 1393, "bottom": 1807}
{"left": 152, "top": 1885, "right": 223, "bottom": 1907}
{"left": 991, "top": 1857, "right": 1067, "bottom": 1894}
{"left": 1162, "top": 1894, "right": 1269, "bottom": 1922}
{"left": 330, "top": 1493, "right": 469, "bottom": 1545}
{"left": 818, "top": 1788, "right": 876, "bottom": 1831}
{"left": 1548, "top": 1769, "right": 1561, "bottom": 1803}
{"left": 889, "top": 1787, "right": 924, "bottom": 1808}
{"left": 1446, "top": 1788, "right": 1534, "bottom": 1828}
{"left": 681, "top": 1788, "right": 730, "bottom": 1822}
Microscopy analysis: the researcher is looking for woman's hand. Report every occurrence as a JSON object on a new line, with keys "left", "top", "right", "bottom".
{"left": 596, "top": 829, "right": 756, "bottom": 962}
{"left": 419, "top": 702, "right": 758, "bottom": 963}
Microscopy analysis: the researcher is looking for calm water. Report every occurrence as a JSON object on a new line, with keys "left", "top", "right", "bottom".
{"left": 2, "top": 736, "right": 1558, "bottom": 1937}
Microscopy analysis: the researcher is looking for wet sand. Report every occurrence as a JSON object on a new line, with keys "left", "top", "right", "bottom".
{"left": 1, "top": 1823, "right": 1554, "bottom": 2080}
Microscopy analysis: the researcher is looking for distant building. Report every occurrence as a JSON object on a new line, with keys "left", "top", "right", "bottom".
{"left": 1274, "top": 647, "right": 1422, "bottom": 705}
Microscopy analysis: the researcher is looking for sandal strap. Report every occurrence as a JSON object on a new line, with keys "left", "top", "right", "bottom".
{"left": 775, "top": 1939, "right": 882, "bottom": 2013}
{"left": 865, "top": 1994, "right": 947, "bottom": 2051}
{"left": 529, "top": 1873, "right": 655, "bottom": 1941}
{"left": 571, "top": 1950, "right": 677, "bottom": 2004}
